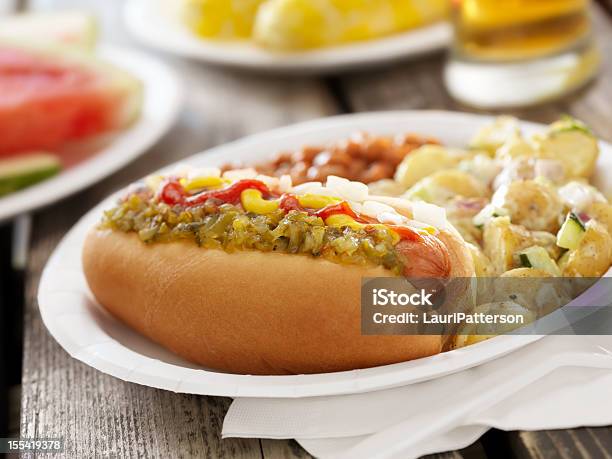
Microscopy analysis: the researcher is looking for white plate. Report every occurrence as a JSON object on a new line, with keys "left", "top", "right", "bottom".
{"left": 124, "top": 0, "right": 451, "bottom": 74}
{"left": 0, "top": 45, "right": 182, "bottom": 223}
{"left": 38, "top": 111, "right": 612, "bottom": 398}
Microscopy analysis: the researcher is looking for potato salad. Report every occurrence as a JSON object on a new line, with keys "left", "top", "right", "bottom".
{"left": 369, "top": 116, "right": 612, "bottom": 278}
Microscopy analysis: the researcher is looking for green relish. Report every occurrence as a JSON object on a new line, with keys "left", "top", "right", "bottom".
{"left": 100, "top": 193, "right": 404, "bottom": 274}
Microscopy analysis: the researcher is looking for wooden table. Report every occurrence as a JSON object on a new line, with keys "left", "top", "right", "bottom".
{"left": 9, "top": 0, "right": 612, "bottom": 457}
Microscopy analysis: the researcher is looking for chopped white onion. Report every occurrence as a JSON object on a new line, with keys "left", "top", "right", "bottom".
{"left": 377, "top": 212, "right": 406, "bottom": 225}
{"left": 292, "top": 182, "right": 344, "bottom": 198}
{"left": 326, "top": 175, "right": 350, "bottom": 189}
{"left": 558, "top": 181, "right": 606, "bottom": 211}
{"left": 368, "top": 196, "right": 413, "bottom": 217}
{"left": 341, "top": 181, "right": 369, "bottom": 202}
{"left": 222, "top": 168, "right": 258, "bottom": 181}
{"left": 361, "top": 200, "right": 397, "bottom": 219}
{"left": 291, "top": 181, "right": 322, "bottom": 194}
{"left": 412, "top": 201, "right": 447, "bottom": 229}
{"left": 291, "top": 176, "right": 371, "bottom": 202}
{"left": 291, "top": 182, "right": 323, "bottom": 194}
{"left": 324, "top": 175, "right": 369, "bottom": 202}
{"left": 256, "top": 174, "right": 280, "bottom": 190}
{"left": 317, "top": 187, "right": 344, "bottom": 198}
{"left": 279, "top": 175, "right": 293, "bottom": 193}
{"left": 405, "top": 219, "right": 436, "bottom": 230}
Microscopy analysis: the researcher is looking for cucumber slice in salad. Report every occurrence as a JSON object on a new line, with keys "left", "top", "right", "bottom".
{"left": 518, "top": 246, "right": 561, "bottom": 276}
{"left": 556, "top": 212, "right": 586, "bottom": 250}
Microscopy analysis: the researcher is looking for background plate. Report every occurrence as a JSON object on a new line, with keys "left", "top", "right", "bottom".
{"left": 124, "top": 0, "right": 451, "bottom": 74}
{"left": 0, "top": 45, "right": 182, "bottom": 223}
{"left": 38, "top": 111, "right": 612, "bottom": 398}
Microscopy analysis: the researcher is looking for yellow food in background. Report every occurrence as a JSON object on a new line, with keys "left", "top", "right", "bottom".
{"left": 183, "top": 0, "right": 266, "bottom": 39}
{"left": 255, "top": 0, "right": 448, "bottom": 50}
{"left": 183, "top": 0, "right": 448, "bottom": 49}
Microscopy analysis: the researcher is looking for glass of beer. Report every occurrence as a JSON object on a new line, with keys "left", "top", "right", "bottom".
{"left": 444, "top": 0, "right": 600, "bottom": 108}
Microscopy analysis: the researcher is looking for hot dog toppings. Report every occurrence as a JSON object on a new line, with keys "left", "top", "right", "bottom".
{"left": 160, "top": 178, "right": 273, "bottom": 207}
{"left": 101, "top": 169, "right": 451, "bottom": 277}
{"left": 156, "top": 177, "right": 427, "bottom": 241}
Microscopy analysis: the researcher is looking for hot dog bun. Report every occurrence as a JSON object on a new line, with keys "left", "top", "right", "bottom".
{"left": 82, "top": 226, "right": 473, "bottom": 375}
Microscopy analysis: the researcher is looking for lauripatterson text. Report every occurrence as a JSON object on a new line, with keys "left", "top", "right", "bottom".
{"left": 372, "top": 312, "right": 525, "bottom": 325}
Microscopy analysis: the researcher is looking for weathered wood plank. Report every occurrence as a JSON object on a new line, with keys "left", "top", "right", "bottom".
{"left": 20, "top": 1, "right": 334, "bottom": 458}
{"left": 260, "top": 440, "right": 468, "bottom": 459}
{"left": 507, "top": 429, "right": 612, "bottom": 459}
{"left": 425, "top": 453, "right": 467, "bottom": 459}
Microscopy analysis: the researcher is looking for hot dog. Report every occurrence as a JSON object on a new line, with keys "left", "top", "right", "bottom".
{"left": 82, "top": 168, "right": 474, "bottom": 375}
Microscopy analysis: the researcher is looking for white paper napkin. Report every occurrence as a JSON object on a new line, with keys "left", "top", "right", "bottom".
{"left": 223, "top": 336, "right": 612, "bottom": 459}
{"left": 297, "top": 367, "right": 612, "bottom": 458}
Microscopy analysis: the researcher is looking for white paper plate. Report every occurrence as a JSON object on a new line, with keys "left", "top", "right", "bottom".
{"left": 38, "top": 111, "right": 612, "bottom": 398}
{"left": 124, "top": 0, "right": 451, "bottom": 74}
{"left": 0, "top": 45, "right": 182, "bottom": 223}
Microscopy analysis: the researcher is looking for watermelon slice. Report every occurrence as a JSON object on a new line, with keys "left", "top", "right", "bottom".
{"left": 0, "top": 41, "right": 143, "bottom": 157}
{"left": 0, "top": 11, "right": 98, "bottom": 51}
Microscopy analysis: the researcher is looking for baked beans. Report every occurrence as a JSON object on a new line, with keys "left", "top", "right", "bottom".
{"left": 223, "top": 132, "right": 439, "bottom": 185}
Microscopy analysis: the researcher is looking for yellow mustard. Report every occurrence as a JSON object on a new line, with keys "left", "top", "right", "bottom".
{"left": 324, "top": 214, "right": 364, "bottom": 231}
{"left": 181, "top": 176, "right": 228, "bottom": 192}
{"left": 240, "top": 189, "right": 279, "bottom": 214}
{"left": 297, "top": 194, "right": 341, "bottom": 209}
{"left": 325, "top": 215, "right": 404, "bottom": 243}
